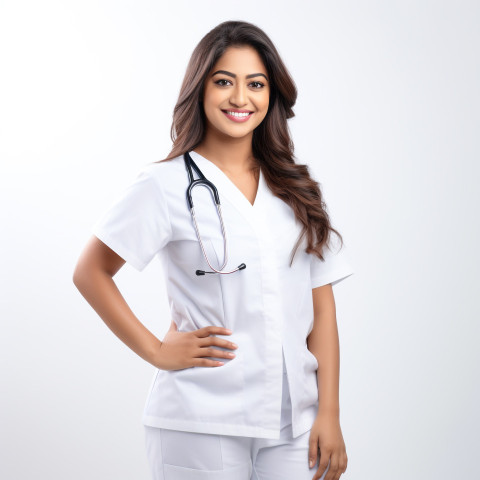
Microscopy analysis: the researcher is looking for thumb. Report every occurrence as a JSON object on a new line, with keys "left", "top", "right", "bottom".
{"left": 169, "top": 320, "right": 178, "bottom": 332}
{"left": 308, "top": 435, "right": 318, "bottom": 469}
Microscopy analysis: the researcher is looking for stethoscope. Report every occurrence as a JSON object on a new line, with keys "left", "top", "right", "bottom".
{"left": 184, "top": 151, "right": 247, "bottom": 276}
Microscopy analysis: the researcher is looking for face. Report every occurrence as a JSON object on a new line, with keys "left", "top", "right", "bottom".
{"left": 201, "top": 46, "right": 270, "bottom": 139}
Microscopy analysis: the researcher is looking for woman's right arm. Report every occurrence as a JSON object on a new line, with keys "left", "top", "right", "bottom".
{"left": 72, "top": 235, "right": 165, "bottom": 368}
{"left": 72, "top": 236, "right": 237, "bottom": 370}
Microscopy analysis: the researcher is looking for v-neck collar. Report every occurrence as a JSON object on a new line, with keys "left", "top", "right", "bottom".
{"left": 189, "top": 150, "right": 269, "bottom": 222}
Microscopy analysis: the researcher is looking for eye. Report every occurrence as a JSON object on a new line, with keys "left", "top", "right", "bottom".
{"left": 214, "top": 79, "right": 266, "bottom": 89}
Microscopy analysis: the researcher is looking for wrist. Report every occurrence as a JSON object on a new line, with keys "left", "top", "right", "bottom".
{"left": 146, "top": 338, "right": 164, "bottom": 369}
{"left": 317, "top": 405, "right": 340, "bottom": 418}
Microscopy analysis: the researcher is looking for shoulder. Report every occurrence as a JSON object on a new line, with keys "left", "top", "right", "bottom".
{"left": 132, "top": 155, "right": 188, "bottom": 194}
{"left": 139, "top": 154, "right": 185, "bottom": 179}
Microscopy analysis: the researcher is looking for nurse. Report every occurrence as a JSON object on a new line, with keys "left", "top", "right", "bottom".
{"left": 73, "top": 20, "right": 354, "bottom": 480}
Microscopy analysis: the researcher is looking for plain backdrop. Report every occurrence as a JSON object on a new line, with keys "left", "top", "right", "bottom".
{"left": 1, "top": 1, "right": 479, "bottom": 479}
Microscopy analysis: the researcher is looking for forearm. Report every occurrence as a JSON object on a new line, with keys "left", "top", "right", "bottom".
{"left": 73, "top": 267, "right": 163, "bottom": 368}
{"left": 307, "top": 288, "right": 340, "bottom": 416}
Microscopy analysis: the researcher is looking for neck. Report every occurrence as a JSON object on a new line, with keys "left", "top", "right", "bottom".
{"left": 193, "top": 131, "right": 256, "bottom": 173}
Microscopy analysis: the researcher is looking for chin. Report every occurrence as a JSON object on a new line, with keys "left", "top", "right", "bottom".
{"left": 221, "top": 131, "right": 253, "bottom": 140}
{"left": 213, "top": 123, "right": 253, "bottom": 138}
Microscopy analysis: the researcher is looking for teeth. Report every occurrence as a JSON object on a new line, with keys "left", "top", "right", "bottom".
{"left": 225, "top": 111, "right": 251, "bottom": 117}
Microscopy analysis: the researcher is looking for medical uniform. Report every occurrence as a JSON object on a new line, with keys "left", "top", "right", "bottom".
{"left": 143, "top": 353, "right": 330, "bottom": 479}
{"left": 91, "top": 150, "right": 354, "bottom": 443}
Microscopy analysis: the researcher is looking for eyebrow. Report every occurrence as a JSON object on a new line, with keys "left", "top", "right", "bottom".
{"left": 211, "top": 70, "right": 268, "bottom": 81}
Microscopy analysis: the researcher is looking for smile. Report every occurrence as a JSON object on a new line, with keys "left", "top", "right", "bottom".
{"left": 221, "top": 110, "right": 254, "bottom": 123}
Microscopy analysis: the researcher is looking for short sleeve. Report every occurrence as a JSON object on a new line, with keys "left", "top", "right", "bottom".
{"left": 91, "top": 166, "right": 172, "bottom": 272}
{"left": 310, "top": 232, "right": 354, "bottom": 288}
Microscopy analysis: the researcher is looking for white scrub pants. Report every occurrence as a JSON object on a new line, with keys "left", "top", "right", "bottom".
{"left": 144, "top": 355, "right": 329, "bottom": 479}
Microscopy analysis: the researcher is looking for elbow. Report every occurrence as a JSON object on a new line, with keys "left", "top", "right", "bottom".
{"left": 72, "top": 262, "right": 86, "bottom": 290}
{"left": 73, "top": 259, "right": 113, "bottom": 292}
{"left": 72, "top": 260, "right": 97, "bottom": 290}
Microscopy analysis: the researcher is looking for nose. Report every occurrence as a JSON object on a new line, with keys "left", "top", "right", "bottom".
{"left": 229, "top": 82, "right": 248, "bottom": 108}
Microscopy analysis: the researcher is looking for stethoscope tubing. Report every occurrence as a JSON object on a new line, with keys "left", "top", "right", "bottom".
{"left": 184, "top": 152, "right": 246, "bottom": 276}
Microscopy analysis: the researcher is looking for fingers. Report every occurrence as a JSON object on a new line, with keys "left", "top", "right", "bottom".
{"left": 315, "top": 454, "right": 330, "bottom": 480}
{"left": 196, "top": 326, "right": 232, "bottom": 338}
{"left": 196, "top": 345, "right": 237, "bottom": 362}
{"left": 316, "top": 450, "right": 346, "bottom": 480}
{"left": 197, "top": 334, "right": 238, "bottom": 352}
{"left": 309, "top": 434, "right": 348, "bottom": 480}
{"left": 189, "top": 326, "right": 238, "bottom": 367}
{"left": 327, "top": 451, "right": 347, "bottom": 480}
{"left": 308, "top": 435, "right": 318, "bottom": 470}
{"left": 191, "top": 357, "right": 227, "bottom": 367}
{"left": 196, "top": 327, "right": 238, "bottom": 360}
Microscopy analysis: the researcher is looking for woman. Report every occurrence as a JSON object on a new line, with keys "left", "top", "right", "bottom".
{"left": 73, "top": 20, "right": 354, "bottom": 480}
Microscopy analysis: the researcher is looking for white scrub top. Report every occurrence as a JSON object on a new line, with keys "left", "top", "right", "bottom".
{"left": 91, "top": 150, "right": 354, "bottom": 440}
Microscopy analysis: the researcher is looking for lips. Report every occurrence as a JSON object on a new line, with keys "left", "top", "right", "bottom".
{"left": 221, "top": 109, "right": 254, "bottom": 123}
{"left": 221, "top": 109, "right": 253, "bottom": 114}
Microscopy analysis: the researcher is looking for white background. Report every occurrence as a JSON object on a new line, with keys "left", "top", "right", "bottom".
{"left": 1, "top": 1, "right": 479, "bottom": 479}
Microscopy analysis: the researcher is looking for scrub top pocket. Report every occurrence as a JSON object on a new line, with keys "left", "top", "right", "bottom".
{"left": 165, "top": 349, "right": 246, "bottom": 422}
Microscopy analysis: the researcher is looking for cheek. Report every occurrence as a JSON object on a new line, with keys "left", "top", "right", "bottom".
{"left": 201, "top": 91, "right": 215, "bottom": 114}
{"left": 258, "top": 92, "right": 270, "bottom": 112}
{"left": 204, "top": 86, "right": 225, "bottom": 106}
{"left": 203, "top": 96, "right": 224, "bottom": 123}
{"left": 255, "top": 97, "right": 270, "bottom": 120}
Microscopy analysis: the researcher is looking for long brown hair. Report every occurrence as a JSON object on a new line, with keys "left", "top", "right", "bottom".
{"left": 154, "top": 20, "right": 344, "bottom": 266}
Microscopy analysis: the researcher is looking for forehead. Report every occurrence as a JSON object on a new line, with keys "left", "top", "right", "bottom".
{"left": 211, "top": 46, "right": 267, "bottom": 75}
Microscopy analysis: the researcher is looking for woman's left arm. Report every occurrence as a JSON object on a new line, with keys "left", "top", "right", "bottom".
{"left": 306, "top": 283, "right": 348, "bottom": 479}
